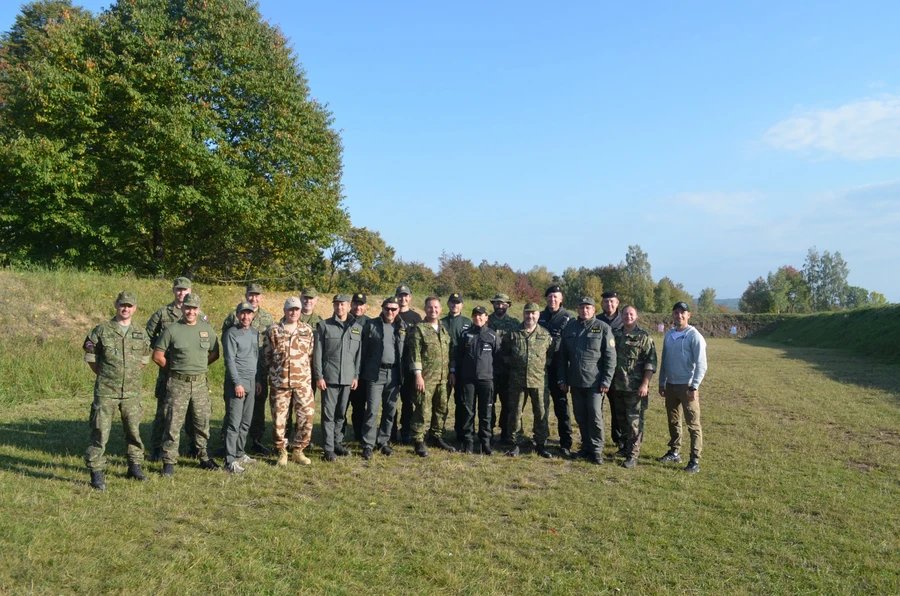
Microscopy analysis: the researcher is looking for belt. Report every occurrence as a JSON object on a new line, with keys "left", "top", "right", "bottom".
{"left": 379, "top": 363, "right": 396, "bottom": 369}
{"left": 169, "top": 372, "right": 207, "bottom": 382}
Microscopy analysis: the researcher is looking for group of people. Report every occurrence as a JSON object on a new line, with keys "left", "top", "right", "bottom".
{"left": 82, "top": 278, "right": 708, "bottom": 490}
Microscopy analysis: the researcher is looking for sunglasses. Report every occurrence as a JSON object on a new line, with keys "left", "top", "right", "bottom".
{"left": 383, "top": 307, "right": 399, "bottom": 312}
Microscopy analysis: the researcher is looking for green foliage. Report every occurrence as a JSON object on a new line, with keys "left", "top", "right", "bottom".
{"left": 653, "top": 276, "right": 692, "bottom": 312}
{"left": 697, "top": 287, "right": 717, "bottom": 313}
{"left": 326, "top": 226, "right": 399, "bottom": 294}
{"left": 803, "top": 247, "right": 849, "bottom": 310}
{"left": 739, "top": 276, "right": 773, "bottom": 313}
{"left": 620, "top": 244, "right": 655, "bottom": 311}
{"left": 767, "top": 265, "right": 811, "bottom": 313}
{"left": 0, "top": 0, "right": 346, "bottom": 278}
{"left": 434, "top": 252, "right": 478, "bottom": 298}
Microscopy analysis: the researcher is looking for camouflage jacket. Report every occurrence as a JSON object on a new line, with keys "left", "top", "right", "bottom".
{"left": 83, "top": 318, "right": 151, "bottom": 398}
{"left": 221, "top": 307, "right": 275, "bottom": 349}
{"left": 146, "top": 301, "right": 208, "bottom": 347}
{"left": 299, "top": 312, "right": 323, "bottom": 328}
{"left": 407, "top": 320, "right": 451, "bottom": 386}
{"left": 503, "top": 324, "right": 552, "bottom": 390}
{"left": 488, "top": 313, "right": 520, "bottom": 376}
{"left": 263, "top": 320, "right": 315, "bottom": 390}
{"left": 612, "top": 325, "right": 657, "bottom": 392}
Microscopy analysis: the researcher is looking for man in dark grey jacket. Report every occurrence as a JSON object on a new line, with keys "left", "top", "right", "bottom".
{"left": 358, "top": 298, "right": 407, "bottom": 459}
{"left": 313, "top": 295, "right": 363, "bottom": 461}
{"left": 557, "top": 296, "right": 617, "bottom": 465}
{"left": 222, "top": 301, "right": 262, "bottom": 473}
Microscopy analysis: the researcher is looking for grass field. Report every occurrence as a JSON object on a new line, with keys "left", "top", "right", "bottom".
{"left": 0, "top": 269, "right": 898, "bottom": 594}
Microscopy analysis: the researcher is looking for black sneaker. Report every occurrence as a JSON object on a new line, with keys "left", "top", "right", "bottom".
{"left": 622, "top": 457, "right": 637, "bottom": 469}
{"left": 89, "top": 470, "right": 106, "bottom": 491}
{"left": 161, "top": 463, "right": 175, "bottom": 477}
{"left": 506, "top": 445, "right": 520, "bottom": 458}
{"left": 126, "top": 463, "right": 148, "bottom": 482}
{"left": 535, "top": 445, "right": 553, "bottom": 459}
{"left": 199, "top": 458, "right": 220, "bottom": 471}
{"left": 379, "top": 444, "right": 394, "bottom": 456}
{"left": 361, "top": 447, "right": 373, "bottom": 461}
{"left": 684, "top": 459, "right": 700, "bottom": 473}
{"left": 592, "top": 455, "right": 604, "bottom": 465}
{"left": 463, "top": 442, "right": 474, "bottom": 455}
{"left": 147, "top": 449, "right": 162, "bottom": 462}
{"left": 658, "top": 451, "right": 682, "bottom": 464}
{"left": 249, "top": 441, "right": 271, "bottom": 456}
{"left": 323, "top": 451, "right": 337, "bottom": 462}
{"left": 414, "top": 442, "right": 429, "bottom": 458}
{"left": 334, "top": 445, "right": 351, "bottom": 457}
{"left": 559, "top": 447, "right": 572, "bottom": 458}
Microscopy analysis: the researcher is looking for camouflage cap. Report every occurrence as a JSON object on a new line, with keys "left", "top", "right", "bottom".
{"left": 579, "top": 296, "right": 595, "bottom": 306}
{"left": 490, "top": 293, "right": 512, "bottom": 304}
{"left": 246, "top": 283, "right": 264, "bottom": 295}
{"left": 395, "top": 284, "right": 411, "bottom": 296}
{"left": 300, "top": 287, "right": 318, "bottom": 298}
{"left": 545, "top": 285, "right": 563, "bottom": 296}
{"left": 447, "top": 292, "right": 463, "bottom": 303}
{"left": 523, "top": 302, "right": 541, "bottom": 312}
{"left": 673, "top": 301, "right": 691, "bottom": 312}
{"left": 237, "top": 301, "right": 255, "bottom": 312}
{"left": 116, "top": 291, "right": 137, "bottom": 306}
{"left": 601, "top": 290, "right": 619, "bottom": 299}
{"left": 382, "top": 297, "right": 399, "bottom": 308}
{"left": 284, "top": 297, "right": 302, "bottom": 309}
{"left": 183, "top": 293, "right": 202, "bottom": 308}
{"left": 333, "top": 294, "right": 351, "bottom": 303}
{"left": 352, "top": 292, "right": 367, "bottom": 304}
{"left": 173, "top": 276, "right": 192, "bottom": 290}
{"left": 472, "top": 305, "right": 488, "bottom": 315}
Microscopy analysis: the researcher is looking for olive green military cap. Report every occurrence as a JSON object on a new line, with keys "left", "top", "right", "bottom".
{"left": 183, "top": 293, "right": 202, "bottom": 307}
{"left": 333, "top": 294, "right": 351, "bottom": 303}
{"left": 490, "top": 293, "right": 512, "bottom": 304}
{"left": 578, "top": 296, "right": 595, "bottom": 306}
{"left": 523, "top": 302, "right": 541, "bottom": 312}
{"left": 173, "top": 276, "right": 192, "bottom": 290}
{"left": 246, "top": 283, "right": 264, "bottom": 294}
{"left": 237, "top": 301, "right": 254, "bottom": 312}
{"left": 116, "top": 291, "right": 137, "bottom": 306}
{"left": 284, "top": 297, "right": 302, "bottom": 309}
{"left": 300, "top": 287, "right": 318, "bottom": 298}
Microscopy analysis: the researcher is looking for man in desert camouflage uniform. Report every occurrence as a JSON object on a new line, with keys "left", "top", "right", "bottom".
{"left": 264, "top": 297, "right": 316, "bottom": 466}
{"left": 406, "top": 296, "right": 453, "bottom": 457}
{"left": 290, "top": 287, "right": 323, "bottom": 441}
{"left": 221, "top": 283, "right": 275, "bottom": 455}
{"left": 487, "top": 293, "right": 520, "bottom": 445}
{"left": 502, "top": 302, "right": 554, "bottom": 458}
{"left": 610, "top": 305, "right": 658, "bottom": 469}
{"left": 83, "top": 291, "right": 151, "bottom": 490}
{"left": 145, "top": 277, "right": 207, "bottom": 461}
{"left": 153, "top": 293, "right": 220, "bottom": 476}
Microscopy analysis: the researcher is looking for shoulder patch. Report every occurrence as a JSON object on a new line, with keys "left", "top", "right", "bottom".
{"left": 132, "top": 332, "right": 143, "bottom": 339}
{"left": 199, "top": 331, "right": 209, "bottom": 338}
{"left": 609, "top": 338, "right": 616, "bottom": 347}
{"left": 83, "top": 339, "right": 95, "bottom": 353}
{"left": 202, "top": 315, "right": 209, "bottom": 322}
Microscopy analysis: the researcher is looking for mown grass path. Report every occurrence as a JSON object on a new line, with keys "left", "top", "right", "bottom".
{"left": 1, "top": 336, "right": 898, "bottom": 594}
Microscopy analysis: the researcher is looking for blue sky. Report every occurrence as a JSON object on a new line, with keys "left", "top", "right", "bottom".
{"left": 4, "top": 1, "right": 899, "bottom": 300}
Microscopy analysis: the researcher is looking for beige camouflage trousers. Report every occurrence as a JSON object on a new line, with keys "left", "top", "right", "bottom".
{"left": 270, "top": 386, "right": 314, "bottom": 450}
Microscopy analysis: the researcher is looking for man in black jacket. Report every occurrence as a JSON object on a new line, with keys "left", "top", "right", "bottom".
{"left": 449, "top": 306, "right": 500, "bottom": 455}
{"left": 358, "top": 298, "right": 407, "bottom": 459}
{"left": 538, "top": 285, "right": 575, "bottom": 457}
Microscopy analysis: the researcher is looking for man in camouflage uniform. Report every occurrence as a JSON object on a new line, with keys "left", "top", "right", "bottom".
{"left": 487, "top": 293, "right": 520, "bottom": 445}
{"left": 145, "top": 277, "right": 207, "bottom": 461}
{"left": 610, "top": 305, "right": 657, "bottom": 469}
{"left": 83, "top": 291, "right": 151, "bottom": 490}
{"left": 314, "top": 294, "right": 364, "bottom": 462}
{"left": 407, "top": 296, "right": 453, "bottom": 457}
{"left": 264, "top": 297, "right": 316, "bottom": 466}
{"left": 221, "top": 283, "right": 275, "bottom": 455}
{"left": 291, "top": 287, "right": 323, "bottom": 441}
{"left": 502, "top": 302, "right": 553, "bottom": 458}
{"left": 441, "top": 293, "right": 471, "bottom": 445}
{"left": 152, "top": 293, "right": 220, "bottom": 476}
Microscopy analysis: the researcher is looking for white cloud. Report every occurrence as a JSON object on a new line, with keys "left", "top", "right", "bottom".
{"left": 763, "top": 96, "right": 900, "bottom": 159}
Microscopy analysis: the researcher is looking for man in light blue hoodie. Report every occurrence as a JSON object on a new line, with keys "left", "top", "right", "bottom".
{"left": 658, "top": 301, "right": 707, "bottom": 473}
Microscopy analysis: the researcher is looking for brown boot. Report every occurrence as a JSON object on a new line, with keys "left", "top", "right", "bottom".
{"left": 276, "top": 449, "right": 288, "bottom": 467}
{"left": 291, "top": 449, "right": 311, "bottom": 465}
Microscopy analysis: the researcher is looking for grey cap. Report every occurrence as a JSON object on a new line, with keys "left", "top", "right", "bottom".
{"left": 246, "top": 283, "right": 264, "bottom": 294}
{"left": 579, "top": 296, "right": 595, "bottom": 306}
{"left": 173, "top": 277, "right": 192, "bottom": 290}
{"left": 300, "top": 287, "right": 318, "bottom": 298}
{"left": 237, "top": 301, "right": 255, "bottom": 313}
{"left": 523, "top": 302, "right": 541, "bottom": 312}
{"left": 116, "top": 291, "right": 137, "bottom": 306}
{"left": 284, "top": 297, "right": 302, "bottom": 309}
{"left": 333, "top": 294, "right": 351, "bottom": 303}
{"left": 490, "top": 293, "right": 512, "bottom": 304}
{"left": 395, "top": 284, "right": 411, "bottom": 296}
{"left": 183, "top": 293, "right": 202, "bottom": 308}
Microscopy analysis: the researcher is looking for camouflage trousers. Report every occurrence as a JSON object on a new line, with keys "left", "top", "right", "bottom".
{"left": 85, "top": 394, "right": 144, "bottom": 471}
{"left": 610, "top": 389, "right": 648, "bottom": 457}
{"left": 270, "top": 385, "right": 314, "bottom": 451}
{"left": 411, "top": 378, "right": 448, "bottom": 443}
{"left": 508, "top": 386, "right": 549, "bottom": 446}
{"left": 162, "top": 376, "right": 211, "bottom": 465}
{"left": 152, "top": 370, "right": 196, "bottom": 451}
{"left": 664, "top": 383, "right": 702, "bottom": 460}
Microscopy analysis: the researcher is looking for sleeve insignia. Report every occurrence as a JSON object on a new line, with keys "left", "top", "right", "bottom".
{"left": 609, "top": 338, "right": 616, "bottom": 347}
{"left": 83, "top": 339, "right": 95, "bottom": 353}
{"left": 202, "top": 315, "right": 209, "bottom": 322}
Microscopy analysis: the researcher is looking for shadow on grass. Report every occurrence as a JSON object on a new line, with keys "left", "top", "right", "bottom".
{"left": 742, "top": 339, "right": 900, "bottom": 399}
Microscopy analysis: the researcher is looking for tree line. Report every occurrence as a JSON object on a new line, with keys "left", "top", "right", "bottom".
{"left": 739, "top": 247, "right": 887, "bottom": 313}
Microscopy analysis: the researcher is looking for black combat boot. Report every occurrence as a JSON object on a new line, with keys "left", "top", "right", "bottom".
{"left": 535, "top": 444, "right": 553, "bottom": 459}
{"left": 89, "top": 470, "right": 106, "bottom": 491}
{"left": 506, "top": 445, "right": 520, "bottom": 457}
{"left": 481, "top": 443, "right": 493, "bottom": 456}
{"left": 126, "top": 463, "right": 148, "bottom": 482}
{"left": 199, "top": 458, "right": 220, "bottom": 471}
{"left": 414, "top": 441, "right": 429, "bottom": 457}
{"left": 147, "top": 448, "right": 162, "bottom": 462}
{"left": 161, "top": 463, "right": 174, "bottom": 477}
{"left": 431, "top": 436, "right": 457, "bottom": 453}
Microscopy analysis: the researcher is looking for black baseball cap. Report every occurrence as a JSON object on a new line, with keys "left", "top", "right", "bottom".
{"left": 673, "top": 301, "right": 690, "bottom": 312}
{"left": 448, "top": 292, "right": 463, "bottom": 303}
{"left": 601, "top": 290, "right": 619, "bottom": 299}
{"left": 472, "top": 305, "right": 488, "bottom": 315}
{"left": 352, "top": 293, "right": 367, "bottom": 304}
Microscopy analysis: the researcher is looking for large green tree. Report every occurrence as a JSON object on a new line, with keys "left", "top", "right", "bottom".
{"left": 0, "top": 0, "right": 346, "bottom": 278}
{"left": 620, "top": 244, "right": 655, "bottom": 311}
